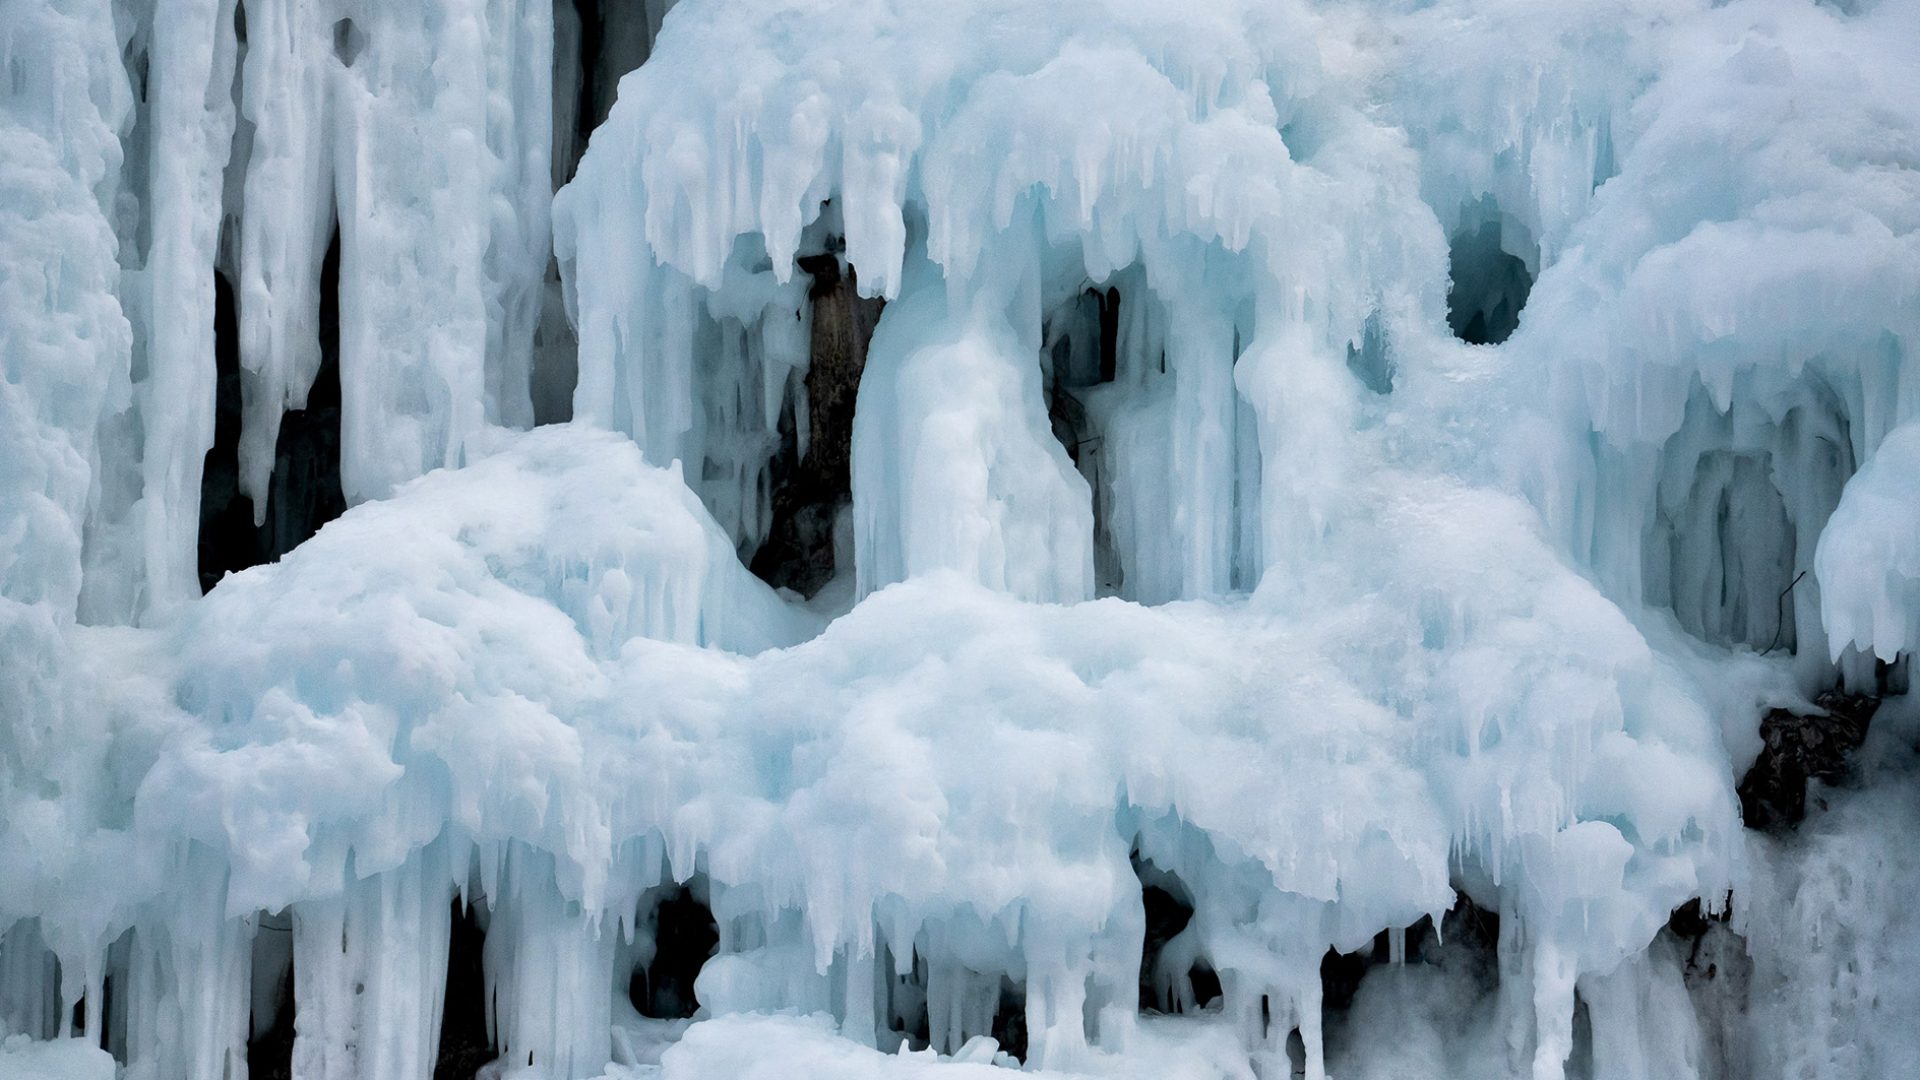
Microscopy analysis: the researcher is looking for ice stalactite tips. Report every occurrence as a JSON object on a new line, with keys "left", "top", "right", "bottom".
{"left": 5, "top": 0, "right": 1920, "bottom": 1079}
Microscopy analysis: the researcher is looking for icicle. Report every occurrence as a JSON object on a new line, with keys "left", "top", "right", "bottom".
{"left": 291, "top": 853, "right": 453, "bottom": 1080}
{"left": 851, "top": 228, "right": 1095, "bottom": 604}
{"left": 0, "top": 921, "right": 61, "bottom": 1041}
{"left": 333, "top": 0, "right": 552, "bottom": 503}
{"left": 233, "top": 0, "right": 337, "bottom": 513}
{"left": 487, "top": 845, "right": 615, "bottom": 1080}
{"left": 138, "top": 0, "right": 241, "bottom": 618}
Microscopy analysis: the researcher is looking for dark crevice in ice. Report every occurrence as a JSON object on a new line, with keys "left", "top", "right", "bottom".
{"left": 197, "top": 264, "right": 252, "bottom": 591}
{"left": 631, "top": 886, "right": 718, "bottom": 1020}
{"left": 434, "top": 898, "right": 497, "bottom": 1080}
{"left": 197, "top": 226, "right": 346, "bottom": 593}
{"left": 1328, "top": 891, "right": 1499, "bottom": 1005}
{"left": 530, "top": 254, "right": 577, "bottom": 426}
{"left": 749, "top": 248, "right": 882, "bottom": 597}
{"left": 562, "top": 0, "right": 608, "bottom": 186}
{"left": 1042, "top": 286, "right": 1121, "bottom": 466}
{"left": 1668, "top": 897, "right": 1752, "bottom": 1058}
{"left": 247, "top": 912, "right": 295, "bottom": 1080}
{"left": 885, "top": 947, "right": 932, "bottom": 1049}
{"left": 1133, "top": 857, "right": 1221, "bottom": 1015}
{"left": 332, "top": 18, "right": 366, "bottom": 68}
{"left": 1096, "top": 286, "right": 1121, "bottom": 386}
{"left": 1042, "top": 282, "right": 1128, "bottom": 594}
{"left": 991, "top": 978, "right": 1029, "bottom": 1063}
{"left": 557, "top": 0, "right": 669, "bottom": 186}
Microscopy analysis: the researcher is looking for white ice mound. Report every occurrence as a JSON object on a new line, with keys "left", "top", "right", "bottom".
{"left": 56, "top": 437, "right": 1729, "bottom": 1080}
{"left": 160, "top": 425, "right": 815, "bottom": 912}
{"left": 1817, "top": 423, "right": 1920, "bottom": 663}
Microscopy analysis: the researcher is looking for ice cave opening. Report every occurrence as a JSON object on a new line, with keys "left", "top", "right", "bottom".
{"left": 1134, "top": 857, "right": 1221, "bottom": 1018}
{"left": 1444, "top": 198, "right": 1535, "bottom": 347}
{"left": 628, "top": 886, "right": 715, "bottom": 1022}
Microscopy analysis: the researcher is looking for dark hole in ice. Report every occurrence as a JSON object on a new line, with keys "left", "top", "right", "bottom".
{"left": 332, "top": 18, "right": 366, "bottom": 67}
{"left": 1442, "top": 892, "right": 1501, "bottom": 957}
{"left": 991, "top": 977, "right": 1028, "bottom": 1063}
{"left": 563, "top": 0, "right": 608, "bottom": 184}
{"left": 1134, "top": 859, "right": 1221, "bottom": 1014}
{"left": 1319, "top": 944, "right": 1371, "bottom": 1014}
{"left": 197, "top": 264, "right": 261, "bottom": 591}
{"left": 433, "top": 898, "right": 497, "bottom": 1080}
{"left": 631, "top": 887, "right": 719, "bottom": 1020}
{"left": 1284, "top": 1023, "right": 1307, "bottom": 1073}
{"left": 197, "top": 226, "right": 346, "bottom": 593}
{"left": 1097, "top": 286, "right": 1120, "bottom": 385}
{"left": 1041, "top": 286, "right": 1122, "bottom": 467}
{"left": 1320, "top": 915, "right": 1439, "bottom": 1014}
{"left": 749, "top": 249, "right": 883, "bottom": 597}
{"left": 263, "top": 225, "right": 349, "bottom": 555}
{"left": 1446, "top": 212, "right": 1533, "bottom": 346}
{"left": 888, "top": 948, "right": 932, "bottom": 1049}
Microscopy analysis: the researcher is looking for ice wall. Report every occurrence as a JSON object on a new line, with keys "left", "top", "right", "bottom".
{"left": 553, "top": 0, "right": 1439, "bottom": 604}
{"left": 42, "top": 0, "right": 561, "bottom": 625}
{"left": 2, "top": 0, "right": 1918, "bottom": 1078}
{"left": 1506, "top": 0, "right": 1920, "bottom": 690}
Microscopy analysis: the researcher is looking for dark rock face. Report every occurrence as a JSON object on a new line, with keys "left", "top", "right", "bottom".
{"left": 1738, "top": 690, "right": 1878, "bottom": 829}
{"left": 749, "top": 252, "right": 883, "bottom": 597}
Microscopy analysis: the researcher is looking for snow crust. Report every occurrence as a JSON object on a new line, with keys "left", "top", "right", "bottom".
{"left": 2, "top": 0, "right": 1918, "bottom": 1078}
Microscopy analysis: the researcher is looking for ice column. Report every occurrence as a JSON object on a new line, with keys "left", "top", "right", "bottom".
{"left": 290, "top": 856, "right": 453, "bottom": 1080}
{"left": 333, "top": 0, "right": 553, "bottom": 503}
{"left": 233, "top": 0, "right": 337, "bottom": 512}
{"left": 486, "top": 846, "right": 616, "bottom": 1080}
{"left": 851, "top": 234, "right": 1095, "bottom": 604}
{"left": 118, "top": 862, "right": 251, "bottom": 1080}
{"left": 0, "top": 0, "right": 132, "bottom": 711}
{"left": 138, "top": 0, "right": 240, "bottom": 618}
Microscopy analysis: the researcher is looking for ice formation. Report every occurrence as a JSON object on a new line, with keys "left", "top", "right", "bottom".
{"left": 2, "top": 0, "right": 1917, "bottom": 1078}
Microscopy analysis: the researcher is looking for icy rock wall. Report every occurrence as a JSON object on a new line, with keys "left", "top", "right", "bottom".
{"left": 1, "top": 0, "right": 1918, "bottom": 1079}
{"left": 553, "top": 0, "right": 1436, "bottom": 605}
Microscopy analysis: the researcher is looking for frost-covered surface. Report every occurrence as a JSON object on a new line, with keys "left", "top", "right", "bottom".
{"left": 0, "top": 1035, "right": 115, "bottom": 1080}
{"left": 2, "top": 1, "right": 1918, "bottom": 1079}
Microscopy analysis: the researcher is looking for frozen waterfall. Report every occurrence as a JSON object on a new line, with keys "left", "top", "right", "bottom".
{"left": 2, "top": 0, "right": 1918, "bottom": 1078}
